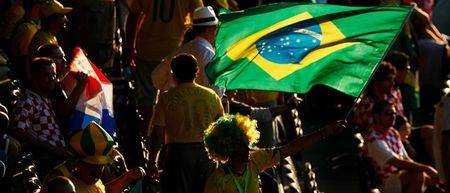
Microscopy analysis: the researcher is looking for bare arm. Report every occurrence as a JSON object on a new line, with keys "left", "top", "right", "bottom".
{"left": 57, "top": 72, "right": 88, "bottom": 117}
{"left": 279, "top": 120, "right": 345, "bottom": 159}
{"left": 125, "top": 11, "right": 145, "bottom": 66}
{"left": 147, "top": 125, "right": 164, "bottom": 178}
{"left": 387, "top": 156, "right": 440, "bottom": 184}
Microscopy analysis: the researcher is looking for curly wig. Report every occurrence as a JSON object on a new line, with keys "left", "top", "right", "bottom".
{"left": 204, "top": 114, "right": 260, "bottom": 163}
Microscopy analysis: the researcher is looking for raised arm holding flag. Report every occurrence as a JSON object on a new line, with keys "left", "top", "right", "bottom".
{"left": 203, "top": 4, "right": 414, "bottom": 193}
{"left": 63, "top": 47, "right": 116, "bottom": 135}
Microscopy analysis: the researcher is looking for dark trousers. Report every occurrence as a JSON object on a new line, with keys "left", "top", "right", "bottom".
{"left": 160, "top": 143, "right": 216, "bottom": 193}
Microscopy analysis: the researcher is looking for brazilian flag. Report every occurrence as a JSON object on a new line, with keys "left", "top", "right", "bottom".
{"left": 206, "top": 3, "right": 412, "bottom": 97}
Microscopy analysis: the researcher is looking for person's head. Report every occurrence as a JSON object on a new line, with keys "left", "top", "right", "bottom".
{"left": 204, "top": 114, "right": 260, "bottom": 164}
{"left": 29, "top": 57, "right": 57, "bottom": 94}
{"left": 68, "top": 122, "right": 115, "bottom": 184}
{"left": 394, "top": 115, "right": 411, "bottom": 141}
{"left": 37, "top": 43, "right": 67, "bottom": 77}
{"left": 370, "top": 61, "right": 396, "bottom": 95}
{"left": 40, "top": 0, "right": 71, "bottom": 34}
{"left": 385, "top": 51, "right": 410, "bottom": 83}
{"left": 372, "top": 100, "right": 397, "bottom": 130}
{"left": 171, "top": 54, "right": 198, "bottom": 83}
{"left": 47, "top": 176, "right": 76, "bottom": 193}
{"left": 184, "top": 6, "right": 219, "bottom": 43}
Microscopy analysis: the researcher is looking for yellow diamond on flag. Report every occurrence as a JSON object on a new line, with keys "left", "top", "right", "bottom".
{"left": 226, "top": 12, "right": 358, "bottom": 80}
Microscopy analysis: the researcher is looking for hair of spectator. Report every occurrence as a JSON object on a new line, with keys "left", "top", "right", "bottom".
{"left": 171, "top": 54, "right": 198, "bottom": 81}
{"left": 372, "top": 100, "right": 394, "bottom": 115}
{"left": 37, "top": 43, "right": 60, "bottom": 57}
{"left": 30, "top": 57, "right": 55, "bottom": 75}
{"left": 373, "top": 61, "right": 397, "bottom": 81}
{"left": 204, "top": 114, "right": 260, "bottom": 163}
{"left": 385, "top": 51, "right": 410, "bottom": 71}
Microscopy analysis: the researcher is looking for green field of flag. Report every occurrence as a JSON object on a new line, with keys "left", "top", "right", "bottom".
{"left": 206, "top": 3, "right": 412, "bottom": 97}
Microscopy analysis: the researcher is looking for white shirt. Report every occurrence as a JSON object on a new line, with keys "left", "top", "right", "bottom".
{"left": 363, "top": 127, "right": 409, "bottom": 183}
{"left": 152, "top": 36, "right": 215, "bottom": 91}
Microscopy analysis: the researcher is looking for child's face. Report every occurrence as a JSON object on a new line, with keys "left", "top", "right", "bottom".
{"left": 399, "top": 122, "right": 412, "bottom": 141}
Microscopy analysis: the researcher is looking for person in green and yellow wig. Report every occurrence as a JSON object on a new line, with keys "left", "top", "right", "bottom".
{"left": 203, "top": 114, "right": 346, "bottom": 193}
{"left": 41, "top": 121, "right": 146, "bottom": 193}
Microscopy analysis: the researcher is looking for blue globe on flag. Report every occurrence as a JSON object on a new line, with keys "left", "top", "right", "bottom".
{"left": 256, "top": 19, "right": 322, "bottom": 64}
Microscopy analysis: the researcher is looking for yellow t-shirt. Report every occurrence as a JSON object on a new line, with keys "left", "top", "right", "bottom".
{"left": 0, "top": 3, "right": 25, "bottom": 40}
{"left": 128, "top": 0, "right": 203, "bottom": 62}
{"left": 11, "top": 20, "right": 40, "bottom": 57}
{"left": 204, "top": 149, "right": 281, "bottom": 193}
{"left": 55, "top": 163, "right": 107, "bottom": 193}
{"left": 153, "top": 82, "right": 224, "bottom": 143}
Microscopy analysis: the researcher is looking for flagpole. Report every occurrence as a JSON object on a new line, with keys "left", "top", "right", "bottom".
{"left": 58, "top": 71, "right": 71, "bottom": 83}
{"left": 344, "top": 90, "right": 363, "bottom": 121}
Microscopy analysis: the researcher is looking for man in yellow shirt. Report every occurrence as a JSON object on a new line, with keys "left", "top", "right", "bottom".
{"left": 125, "top": 0, "right": 203, "bottom": 135}
{"left": 28, "top": 0, "right": 71, "bottom": 60}
{"left": 148, "top": 54, "right": 224, "bottom": 193}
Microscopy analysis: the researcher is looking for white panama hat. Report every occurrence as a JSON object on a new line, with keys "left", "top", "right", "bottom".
{"left": 193, "top": 6, "right": 218, "bottom": 26}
